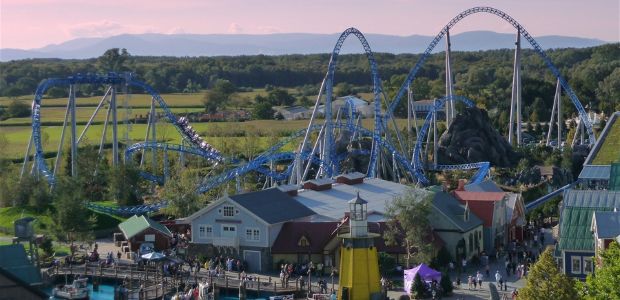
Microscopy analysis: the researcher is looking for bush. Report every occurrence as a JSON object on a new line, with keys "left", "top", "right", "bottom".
{"left": 40, "top": 237, "right": 54, "bottom": 258}
{"left": 7, "top": 100, "right": 30, "bottom": 118}
{"left": 440, "top": 273, "right": 453, "bottom": 296}
{"left": 379, "top": 252, "right": 396, "bottom": 275}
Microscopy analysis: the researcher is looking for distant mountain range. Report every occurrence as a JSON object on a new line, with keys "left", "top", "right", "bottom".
{"left": 0, "top": 31, "right": 610, "bottom": 61}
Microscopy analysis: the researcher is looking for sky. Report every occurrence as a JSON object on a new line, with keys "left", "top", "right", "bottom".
{"left": 1, "top": 0, "right": 618, "bottom": 49}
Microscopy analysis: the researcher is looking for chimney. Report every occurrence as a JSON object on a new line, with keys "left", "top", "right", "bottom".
{"left": 457, "top": 179, "right": 466, "bottom": 191}
{"left": 276, "top": 184, "right": 299, "bottom": 197}
{"left": 336, "top": 172, "right": 365, "bottom": 185}
{"left": 303, "top": 178, "right": 333, "bottom": 191}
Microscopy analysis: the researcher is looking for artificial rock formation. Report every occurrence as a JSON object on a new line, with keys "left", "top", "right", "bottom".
{"left": 437, "top": 107, "right": 520, "bottom": 167}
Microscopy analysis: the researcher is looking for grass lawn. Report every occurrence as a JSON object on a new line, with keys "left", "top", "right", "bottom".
{"left": 591, "top": 117, "right": 620, "bottom": 165}
{"left": 0, "top": 205, "right": 125, "bottom": 238}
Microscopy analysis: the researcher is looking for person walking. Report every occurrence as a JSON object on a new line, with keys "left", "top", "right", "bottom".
{"left": 495, "top": 270, "right": 502, "bottom": 289}
{"left": 476, "top": 271, "right": 483, "bottom": 290}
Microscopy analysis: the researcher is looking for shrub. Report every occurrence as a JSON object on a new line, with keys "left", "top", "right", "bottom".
{"left": 440, "top": 273, "right": 453, "bottom": 296}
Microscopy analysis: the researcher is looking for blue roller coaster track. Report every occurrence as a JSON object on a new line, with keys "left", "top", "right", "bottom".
{"left": 30, "top": 73, "right": 223, "bottom": 185}
{"left": 387, "top": 6, "right": 595, "bottom": 146}
{"left": 28, "top": 7, "right": 591, "bottom": 215}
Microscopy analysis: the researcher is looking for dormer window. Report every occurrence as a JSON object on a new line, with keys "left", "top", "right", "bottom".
{"left": 298, "top": 235, "right": 310, "bottom": 247}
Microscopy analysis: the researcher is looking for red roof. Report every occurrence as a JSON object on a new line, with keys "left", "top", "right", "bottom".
{"left": 453, "top": 191, "right": 505, "bottom": 227}
{"left": 453, "top": 191, "right": 506, "bottom": 201}
{"left": 271, "top": 221, "right": 442, "bottom": 254}
{"left": 271, "top": 222, "right": 339, "bottom": 254}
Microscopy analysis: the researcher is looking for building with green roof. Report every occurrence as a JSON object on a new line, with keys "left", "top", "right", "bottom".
{"left": 0, "top": 244, "right": 43, "bottom": 291}
{"left": 556, "top": 189, "right": 620, "bottom": 278}
{"left": 118, "top": 215, "right": 173, "bottom": 253}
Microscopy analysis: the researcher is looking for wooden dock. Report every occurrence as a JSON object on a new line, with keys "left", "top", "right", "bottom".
{"left": 45, "top": 263, "right": 300, "bottom": 299}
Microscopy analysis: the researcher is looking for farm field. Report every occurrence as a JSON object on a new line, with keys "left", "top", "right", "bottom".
{"left": 0, "top": 89, "right": 412, "bottom": 161}
{"left": 0, "top": 88, "right": 303, "bottom": 108}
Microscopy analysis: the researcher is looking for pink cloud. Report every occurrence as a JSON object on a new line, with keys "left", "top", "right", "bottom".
{"left": 65, "top": 21, "right": 155, "bottom": 38}
{"left": 228, "top": 23, "right": 243, "bottom": 34}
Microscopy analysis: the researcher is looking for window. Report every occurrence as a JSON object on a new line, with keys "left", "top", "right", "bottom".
{"left": 144, "top": 234, "right": 155, "bottom": 242}
{"left": 469, "top": 233, "right": 473, "bottom": 252}
{"left": 583, "top": 257, "right": 593, "bottom": 274}
{"left": 298, "top": 235, "right": 310, "bottom": 247}
{"left": 571, "top": 256, "right": 581, "bottom": 274}
{"left": 246, "top": 228, "right": 260, "bottom": 241}
{"left": 223, "top": 226, "right": 236, "bottom": 232}
{"left": 199, "top": 225, "right": 213, "bottom": 238}
{"left": 223, "top": 206, "right": 235, "bottom": 217}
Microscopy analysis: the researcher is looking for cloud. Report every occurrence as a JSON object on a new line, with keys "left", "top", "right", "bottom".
{"left": 167, "top": 27, "right": 187, "bottom": 34}
{"left": 258, "top": 26, "right": 281, "bottom": 34}
{"left": 65, "top": 20, "right": 155, "bottom": 38}
{"left": 228, "top": 23, "right": 243, "bottom": 34}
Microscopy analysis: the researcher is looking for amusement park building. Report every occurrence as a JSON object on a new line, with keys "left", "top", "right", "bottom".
{"left": 183, "top": 188, "right": 315, "bottom": 272}
{"left": 590, "top": 210, "right": 620, "bottom": 267}
{"left": 429, "top": 192, "right": 484, "bottom": 261}
{"left": 118, "top": 215, "right": 173, "bottom": 253}
{"left": 452, "top": 189, "right": 506, "bottom": 255}
{"left": 556, "top": 189, "right": 620, "bottom": 278}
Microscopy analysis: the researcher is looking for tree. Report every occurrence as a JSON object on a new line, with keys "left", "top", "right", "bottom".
{"left": 299, "top": 95, "right": 312, "bottom": 107}
{"left": 107, "top": 164, "right": 144, "bottom": 206}
{"left": 440, "top": 273, "right": 453, "bottom": 296}
{"left": 202, "top": 79, "right": 236, "bottom": 113}
{"left": 7, "top": 100, "right": 30, "bottom": 118}
{"left": 183, "top": 79, "right": 201, "bottom": 93}
{"left": 411, "top": 273, "right": 426, "bottom": 299}
{"left": 268, "top": 88, "right": 295, "bottom": 106}
{"left": 335, "top": 82, "right": 353, "bottom": 97}
{"left": 519, "top": 248, "right": 578, "bottom": 300}
{"left": 51, "top": 177, "right": 97, "bottom": 243}
{"left": 96, "top": 48, "right": 130, "bottom": 72}
{"left": 378, "top": 252, "right": 396, "bottom": 275}
{"left": 253, "top": 102, "right": 274, "bottom": 120}
{"left": 579, "top": 241, "right": 620, "bottom": 300}
{"left": 162, "top": 168, "right": 209, "bottom": 218}
{"left": 384, "top": 188, "right": 435, "bottom": 267}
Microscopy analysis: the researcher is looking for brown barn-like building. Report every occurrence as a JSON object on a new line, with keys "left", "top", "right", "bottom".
{"left": 118, "top": 215, "right": 173, "bottom": 253}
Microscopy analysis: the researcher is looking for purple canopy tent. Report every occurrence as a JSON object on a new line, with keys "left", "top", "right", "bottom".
{"left": 403, "top": 263, "right": 442, "bottom": 294}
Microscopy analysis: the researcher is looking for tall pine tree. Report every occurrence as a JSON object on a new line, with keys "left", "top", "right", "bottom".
{"left": 519, "top": 248, "right": 578, "bottom": 300}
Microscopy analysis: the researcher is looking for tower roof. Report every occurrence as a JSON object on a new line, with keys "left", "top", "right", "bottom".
{"left": 348, "top": 191, "right": 368, "bottom": 205}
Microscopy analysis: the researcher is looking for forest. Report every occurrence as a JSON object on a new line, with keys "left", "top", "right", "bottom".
{"left": 1, "top": 43, "right": 618, "bottom": 121}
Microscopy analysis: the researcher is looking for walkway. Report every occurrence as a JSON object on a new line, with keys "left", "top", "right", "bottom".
{"left": 387, "top": 227, "right": 555, "bottom": 300}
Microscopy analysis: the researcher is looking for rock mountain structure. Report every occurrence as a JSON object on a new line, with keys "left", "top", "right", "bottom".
{"left": 437, "top": 107, "right": 520, "bottom": 167}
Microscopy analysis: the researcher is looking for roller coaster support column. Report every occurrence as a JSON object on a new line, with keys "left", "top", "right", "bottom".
{"left": 445, "top": 29, "right": 455, "bottom": 128}
{"left": 111, "top": 85, "right": 119, "bottom": 167}
{"left": 433, "top": 100, "right": 438, "bottom": 167}
{"left": 20, "top": 134, "right": 34, "bottom": 179}
{"left": 546, "top": 79, "right": 562, "bottom": 147}
{"left": 53, "top": 91, "right": 72, "bottom": 178}
{"left": 70, "top": 84, "right": 78, "bottom": 177}
{"left": 509, "top": 28, "right": 522, "bottom": 146}
{"left": 163, "top": 144, "right": 169, "bottom": 183}
{"left": 557, "top": 79, "right": 562, "bottom": 147}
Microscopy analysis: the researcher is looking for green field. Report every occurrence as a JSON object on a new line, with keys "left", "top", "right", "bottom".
{"left": 0, "top": 118, "right": 404, "bottom": 160}
{"left": 0, "top": 89, "right": 413, "bottom": 160}
{"left": 591, "top": 117, "right": 620, "bottom": 165}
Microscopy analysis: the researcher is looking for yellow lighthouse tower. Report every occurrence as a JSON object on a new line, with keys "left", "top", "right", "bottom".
{"left": 337, "top": 192, "right": 382, "bottom": 300}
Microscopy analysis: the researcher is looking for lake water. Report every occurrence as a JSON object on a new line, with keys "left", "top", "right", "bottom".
{"left": 45, "top": 283, "right": 115, "bottom": 300}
